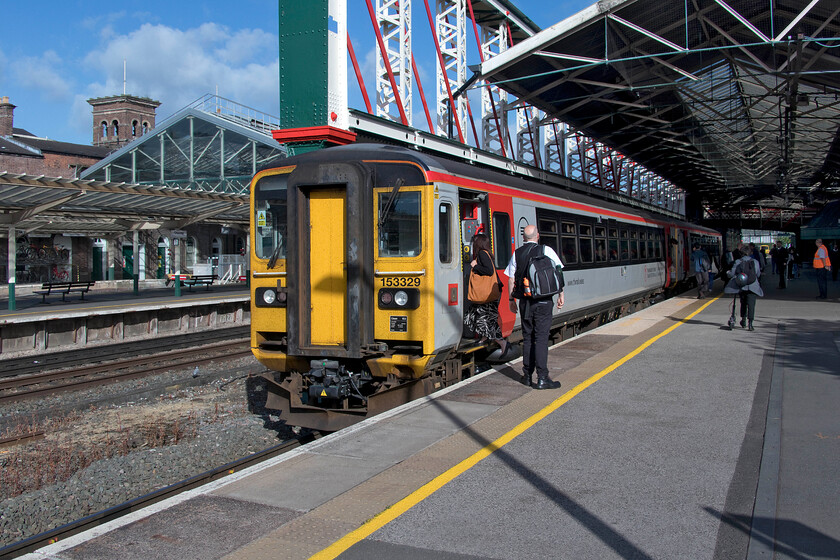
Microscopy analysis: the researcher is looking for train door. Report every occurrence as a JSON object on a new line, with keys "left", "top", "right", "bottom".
{"left": 434, "top": 185, "right": 462, "bottom": 349}
{"left": 664, "top": 225, "right": 675, "bottom": 287}
{"left": 459, "top": 191, "right": 489, "bottom": 337}
{"left": 308, "top": 187, "right": 347, "bottom": 346}
{"left": 487, "top": 192, "right": 515, "bottom": 337}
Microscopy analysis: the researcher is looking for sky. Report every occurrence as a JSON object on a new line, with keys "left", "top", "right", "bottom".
{"left": 1, "top": 0, "right": 593, "bottom": 146}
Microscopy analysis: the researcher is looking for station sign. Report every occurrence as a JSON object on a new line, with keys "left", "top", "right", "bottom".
{"left": 171, "top": 229, "right": 188, "bottom": 239}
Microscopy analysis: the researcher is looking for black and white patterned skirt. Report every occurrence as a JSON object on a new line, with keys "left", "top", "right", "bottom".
{"left": 464, "top": 302, "right": 502, "bottom": 339}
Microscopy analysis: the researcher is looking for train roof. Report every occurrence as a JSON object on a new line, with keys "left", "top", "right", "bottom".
{"left": 268, "top": 143, "right": 719, "bottom": 235}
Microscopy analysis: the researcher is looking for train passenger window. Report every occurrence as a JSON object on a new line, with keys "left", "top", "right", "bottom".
{"left": 594, "top": 226, "right": 607, "bottom": 262}
{"left": 608, "top": 227, "right": 619, "bottom": 262}
{"left": 254, "top": 173, "right": 288, "bottom": 261}
{"left": 561, "top": 222, "right": 577, "bottom": 264}
{"left": 578, "top": 224, "right": 593, "bottom": 263}
{"left": 439, "top": 203, "right": 453, "bottom": 263}
{"left": 595, "top": 238, "right": 606, "bottom": 262}
{"left": 640, "top": 233, "right": 648, "bottom": 259}
{"left": 378, "top": 191, "right": 421, "bottom": 257}
{"left": 620, "top": 230, "right": 629, "bottom": 261}
{"left": 492, "top": 212, "right": 511, "bottom": 269}
{"left": 539, "top": 218, "right": 559, "bottom": 251}
{"left": 630, "top": 231, "right": 639, "bottom": 260}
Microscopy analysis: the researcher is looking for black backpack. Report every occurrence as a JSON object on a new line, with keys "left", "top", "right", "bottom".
{"left": 734, "top": 258, "right": 757, "bottom": 287}
{"left": 514, "top": 244, "right": 564, "bottom": 299}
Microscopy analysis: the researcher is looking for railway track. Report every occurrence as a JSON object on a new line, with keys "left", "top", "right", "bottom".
{"left": 0, "top": 326, "right": 250, "bottom": 379}
{"left": 0, "top": 338, "right": 252, "bottom": 405}
{"left": 0, "top": 431, "right": 321, "bottom": 560}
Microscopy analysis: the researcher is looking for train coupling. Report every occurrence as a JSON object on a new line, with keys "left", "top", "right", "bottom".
{"left": 307, "top": 359, "right": 370, "bottom": 402}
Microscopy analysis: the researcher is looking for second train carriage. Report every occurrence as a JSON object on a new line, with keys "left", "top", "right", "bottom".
{"left": 250, "top": 144, "right": 721, "bottom": 430}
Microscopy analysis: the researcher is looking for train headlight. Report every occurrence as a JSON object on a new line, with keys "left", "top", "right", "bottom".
{"left": 377, "top": 288, "right": 419, "bottom": 309}
{"left": 255, "top": 287, "right": 287, "bottom": 307}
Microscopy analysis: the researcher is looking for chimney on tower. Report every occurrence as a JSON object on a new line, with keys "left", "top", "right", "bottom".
{"left": 0, "top": 96, "right": 15, "bottom": 137}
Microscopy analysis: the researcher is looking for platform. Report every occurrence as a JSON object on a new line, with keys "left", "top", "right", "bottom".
{"left": 0, "top": 282, "right": 249, "bottom": 357}
{"left": 18, "top": 270, "right": 840, "bottom": 560}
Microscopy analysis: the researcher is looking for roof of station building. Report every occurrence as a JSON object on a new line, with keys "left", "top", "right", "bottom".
{"left": 476, "top": 0, "right": 840, "bottom": 212}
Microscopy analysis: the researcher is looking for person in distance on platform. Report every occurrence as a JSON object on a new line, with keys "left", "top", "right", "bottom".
{"left": 690, "top": 242, "right": 710, "bottom": 299}
{"left": 774, "top": 241, "right": 789, "bottom": 289}
{"left": 725, "top": 242, "right": 763, "bottom": 331}
{"left": 813, "top": 239, "right": 831, "bottom": 299}
{"left": 464, "top": 233, "right": 513, "bottom": 360}
{"left": 505, "top": 224, "right": 564, "bottom": 390}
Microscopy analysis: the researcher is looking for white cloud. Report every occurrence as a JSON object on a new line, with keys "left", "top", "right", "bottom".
{"left": 10, "top": 51, "right": 73, "bottom": 101}
{"left": 72, "top": 22, "right": 280, "bottom": 134}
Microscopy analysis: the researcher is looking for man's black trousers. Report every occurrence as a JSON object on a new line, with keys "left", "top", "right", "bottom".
{"left": 519, "top": 299, "right": 553, "bottom": 381}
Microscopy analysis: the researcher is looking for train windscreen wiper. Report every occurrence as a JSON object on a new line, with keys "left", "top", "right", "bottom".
{"left": 267, "top": 238, "right": 284, "bottom": 269}
{"left": 378, "top": 178, "right": 405, "bottom": 230}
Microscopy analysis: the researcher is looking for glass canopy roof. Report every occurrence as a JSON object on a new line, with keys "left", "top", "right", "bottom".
{"left": 82, "top": 95, "right": 287, "bottom": 195}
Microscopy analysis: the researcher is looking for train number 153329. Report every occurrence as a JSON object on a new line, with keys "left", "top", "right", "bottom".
{"left": 380, "top": 277, "right": 421, "bottom": 287}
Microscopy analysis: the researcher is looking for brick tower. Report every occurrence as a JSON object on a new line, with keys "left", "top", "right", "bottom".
{"left": 88, "top": 95, "right": 161, "bottom": 148}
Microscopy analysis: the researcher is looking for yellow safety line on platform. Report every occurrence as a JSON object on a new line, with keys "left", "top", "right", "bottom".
{"left": 310, "top": 296, "right": 720, "bottom": 560}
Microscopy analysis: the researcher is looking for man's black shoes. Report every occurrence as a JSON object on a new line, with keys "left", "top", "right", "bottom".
{"left": 520, "top": 374, "right": 532, "bottom": 387}
{"left": 533, "top": 378, "right": 561, "bottom": 390}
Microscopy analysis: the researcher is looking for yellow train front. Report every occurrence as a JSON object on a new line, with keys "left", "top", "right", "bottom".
{"left": 250, "top": 145, "right": 468, "bottom": 431}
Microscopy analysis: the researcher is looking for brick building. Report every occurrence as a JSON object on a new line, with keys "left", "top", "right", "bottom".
{"left": 0, "top": 96, "right": 112, "bottom": 178}
{"left": 88, "top": 94, "right": 161, "bottom": 149}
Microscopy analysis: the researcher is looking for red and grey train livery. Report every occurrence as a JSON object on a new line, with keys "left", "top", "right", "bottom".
{"left": 249, "top": 144, "right": 721, "bottom": 430}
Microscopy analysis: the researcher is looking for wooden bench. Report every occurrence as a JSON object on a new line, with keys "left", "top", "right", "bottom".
{"left": 34, "top": 281, "right": 95, "bottom": 303}
{"left": 181, "top": 274, "right": 217, "bottom": 291}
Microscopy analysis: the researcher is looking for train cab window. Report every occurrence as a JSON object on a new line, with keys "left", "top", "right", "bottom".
{"left": 254, "top": 172, "right": 288, "bottom": 261}
{"left": 595, "top": 226, "right": 607, "bottom": 262}
{"left": 608, "top": 227, "right": 619, "bottom": 262}
{"left": 439, "top": 203, "right": 453, "bottom": 263}
{"left": 492, "top": 212, "right": 512, "bottom": 269}
{"left": 578, "top": 223, "right": 593, "bottom": 263}
{"left": 620, "top": 229, "right": 630, "bottom": 261}
{"left": 379, "top": 190, "right": 421, "bottom": 257}
{"left": 561, "top": 222, "right": 577, "bottom": 265}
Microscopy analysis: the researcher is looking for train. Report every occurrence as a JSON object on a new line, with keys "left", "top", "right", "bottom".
{"left": 248, "top": 143, "right": 722, "bottom": 431}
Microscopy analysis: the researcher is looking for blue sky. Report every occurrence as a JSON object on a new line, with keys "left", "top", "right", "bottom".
{"left": 1, "top": 0, "right": 593, "bottom": 146}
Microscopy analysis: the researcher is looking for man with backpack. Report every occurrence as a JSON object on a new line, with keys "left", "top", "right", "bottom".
{"left": 724, "top": 242, "right": 764, "bottom": 331}
{"left": 505, "top": 225, "right": 565, "bottom": 390}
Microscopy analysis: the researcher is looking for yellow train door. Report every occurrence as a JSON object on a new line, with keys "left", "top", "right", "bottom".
{"left": 308, "top": 188, "right": 346, "bottom": 345}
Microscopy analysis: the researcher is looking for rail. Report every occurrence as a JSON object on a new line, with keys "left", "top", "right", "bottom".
{"left": 0, "top": 433, "right": 320, "bottom": 559}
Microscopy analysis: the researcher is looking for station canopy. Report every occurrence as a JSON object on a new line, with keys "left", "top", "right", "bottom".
{"left": 476, "top": 0, "right": 840, "bottom": 213}
{"left": 0, "top": 172, "right": 250, "bottom": 236}
{"left": 0, "top": 96, "right": 286, "bottom": 237}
